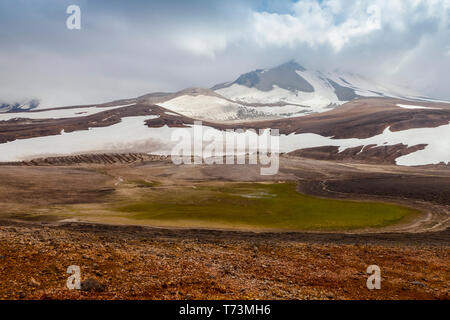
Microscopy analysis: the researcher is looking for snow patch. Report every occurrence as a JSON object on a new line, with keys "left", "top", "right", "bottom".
{"left": 216, "top": 84, "right": 312, "bottom": 106}
{"left": 0, "top": 117, "right": 448, "bottom": 166}
{"left": 164, "top": 111, "right": 180, "bottom": 116}
{"left": 396, "top": 104, "right": 441, "bottom": 110}
{"left": 0, "top": 103, "right": 137, "bottom": 122}
{"left": 0, "top": 115, "right": 160, "bottom": 161}
{"left": 158, "top": 95, "right": 244, "bottom": 121}
{"left": 246, "top": 105, "right": 310, "bottom": 117}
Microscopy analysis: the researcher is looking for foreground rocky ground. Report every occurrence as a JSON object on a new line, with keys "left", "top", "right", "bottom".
{"left": 0, "top": 157, "right": 448, "bottom": 300}
{"left": 0, "top": 220, "right": 448, "bottom": 300}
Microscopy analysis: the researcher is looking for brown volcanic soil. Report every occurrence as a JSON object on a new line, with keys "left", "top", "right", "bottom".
{"left": 1, "top": 97, "right": 449, "bottom": 165}
{"left": 14, "top": 153, "right": 169, "bottom": 166}
{"left": 271, "top": 98, "right": 450, "bottom": 138}
{"left": 0, "top": 155, "right": 449, "bottom": 232}
{"left": 2, "top": 97, "right": 450, "bottom": 143}
{"left": 0, "top": 220, "right": 448, "bottom": 300}
{"left": 146, "top": 98, "right": 450, "bottom": 139}
{"left": 0, "top": 103, "right": 176, "bottom": 144}
{"left": 287, "top": 144, "right": 428, "bottom": 164}
{"left": 144, "top": 97, "right": 450, "bottom": 164}
{"left": 0, "top": 156, "right": 448, "bottom": 300}
{"left": 324, "top": 175, "right": 450, "bottom": 206}
{"left": 0, "top": 166, "right": 114, "bottom": 206}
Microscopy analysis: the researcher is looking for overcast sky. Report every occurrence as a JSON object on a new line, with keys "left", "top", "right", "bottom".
{"left": 0, "top": 0, "right": 449, "bottom": 107}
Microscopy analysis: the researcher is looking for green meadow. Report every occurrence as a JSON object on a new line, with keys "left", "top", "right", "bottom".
{"left": 116, "top": 182, "right": 419, "bottom": 230}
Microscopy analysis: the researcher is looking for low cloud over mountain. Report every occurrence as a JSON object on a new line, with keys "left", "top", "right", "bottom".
{"left": 0, "top": 0, "right": 448, "bottom": 108}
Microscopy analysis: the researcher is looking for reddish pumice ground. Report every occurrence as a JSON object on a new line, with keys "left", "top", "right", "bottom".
{"left": 0, "top": 220, "right": 448, "bottom": 300}
{"left": 0, "top": 156, "right": 448, "bottom": 300}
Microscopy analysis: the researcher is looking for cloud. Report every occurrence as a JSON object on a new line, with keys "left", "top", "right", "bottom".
{"left": 249, "top": 0, "right": 449, "bottom": 52}
{"left": 174, "top": 33, "right": 230, "bottom": 59}
{"left": 252, "top": 1, "right": 382, "bottom": 51}
{"left": 0, "top": 0, "right": 448, "bottom": 107}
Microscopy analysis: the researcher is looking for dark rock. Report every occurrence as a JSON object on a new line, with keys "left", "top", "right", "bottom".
{"left": 81, "top": 278, "right": 105, "bottom": 292}
{"left": 411, "top": 281, "right": 426, "bottom": 287}
{"left": 29, "top": 277, "right": 41, "bottom": 287}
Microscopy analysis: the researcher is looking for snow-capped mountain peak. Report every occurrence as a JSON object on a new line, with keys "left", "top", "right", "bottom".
{"left": 0, "top": 99, "right": 40, "bottom": 113}
{"left": 212, "top": 61, "right": 425, "bottom": 113}
{"left": 213, "top": 61, "right": 313, "bottom": 93}
{"left": 152, "top": 61, "right": 442, "bottom": 122}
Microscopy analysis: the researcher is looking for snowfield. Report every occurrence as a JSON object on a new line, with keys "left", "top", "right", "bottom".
{"left": 279, "top": 124, "right": 450, "bottom": 166}
{"left": 159, "top": 94, "right": 317, "bottom": 121}
{"left": 0, "top": 103, "right": 137, "bottom": 122}
{"left": 0, "top": 115, "right": 448, "bottom": 166}
{"left": 158, "top": 95, "right": 245, "bottom": 121}
{"left": 215, "top": 84, "right": 318, "bottom": 106}
{"left": 295, "top": 70, "right": 341, "bottom": 107}
{"left": 0, "top": 116, "right": 162, "bottom": 161}
{"left": 325, "top": 72, "right": 418, "bottom": 99}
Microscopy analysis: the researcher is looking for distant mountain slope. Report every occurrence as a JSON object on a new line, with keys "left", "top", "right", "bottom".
{"left": 0, "top": 99, "right": 39, "bottom": 113}
{"left": 143, "top": 87, "right": 310, "bottom": 121}
{"left": 140, "top": 61, "right": 436, "bottom": 122}
{"left": 212, "top": 61, "right": 425, "bottom": 114}
{"left": 1, "top": 61, "right": 449, "bottom": 166}
{"left": 0, "top": 97, "right": 449, "bottom": 166}
{"left": 213, "top": 61, "right": 314, "bottom": 93}
{"left": 5, "top": 61, "right": 443, "bottom": 123}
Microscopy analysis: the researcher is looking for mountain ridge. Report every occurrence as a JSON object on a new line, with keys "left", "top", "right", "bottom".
{"left": 0, "top": 99, "right": 40, "bottom": 113}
